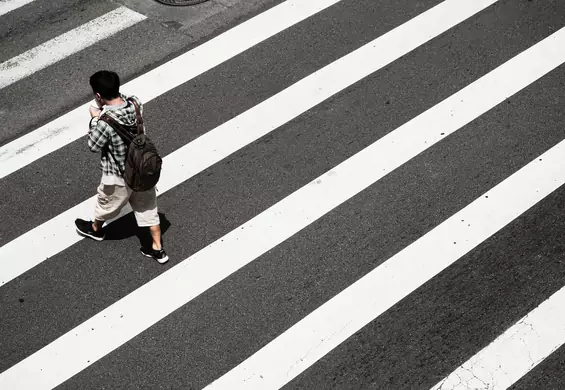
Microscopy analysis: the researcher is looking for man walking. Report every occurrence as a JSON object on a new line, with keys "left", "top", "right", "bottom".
{"left": 75, "top": 70, "right": 169, "bottom": 264}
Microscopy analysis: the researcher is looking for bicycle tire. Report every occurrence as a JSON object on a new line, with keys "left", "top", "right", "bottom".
{"left": 154, "top": 0, "right": 211, "bottom": 5}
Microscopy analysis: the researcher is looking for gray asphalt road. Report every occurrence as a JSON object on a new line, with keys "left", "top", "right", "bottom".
{"left": 1, "top": 0, "right": 565, "bottom": 388}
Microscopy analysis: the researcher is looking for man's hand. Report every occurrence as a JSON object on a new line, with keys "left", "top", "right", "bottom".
{"left": 89, "top": 105, "right": 101, "bottom": 118}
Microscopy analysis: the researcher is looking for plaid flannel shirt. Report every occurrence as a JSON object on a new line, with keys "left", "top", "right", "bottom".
{"left": 88, "top": 93, "right": 144, "bottom": 179}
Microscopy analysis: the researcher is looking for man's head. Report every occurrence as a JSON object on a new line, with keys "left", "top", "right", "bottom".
{"left": 89, "top": 70, "right": 120, "bottom": 105}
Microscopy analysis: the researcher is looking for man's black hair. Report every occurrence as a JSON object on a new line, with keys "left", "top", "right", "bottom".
{"left": 89, "top": 70, "right": 120, "bottom": 99}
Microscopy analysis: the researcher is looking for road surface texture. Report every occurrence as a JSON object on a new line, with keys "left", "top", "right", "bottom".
{"left": 1, "top": 0, "right": 565, "bottom": 389}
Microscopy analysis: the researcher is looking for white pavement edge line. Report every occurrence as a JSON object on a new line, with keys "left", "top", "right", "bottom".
{"left": 0, "top": 0, "right": 498, "bottom": 286}
{"left": 0, "top": 0, "right": 342, "bottom": 180}
{"left": 0, "top": 0, "right": 35, "bottom": 17}
{"left": 202, "top": 29, "right": 565, "bottom": 390}
{"left": 0, "top": 6, "right": 558, "bottom": 390}
{"left": 205, "top": 136, "right": 565, "bottom": 390}
{"left": 430, "top": 289, "right": 565, "bottom": 388}
{"left": 0, "top": 7, "right": 147, "bottom": 89}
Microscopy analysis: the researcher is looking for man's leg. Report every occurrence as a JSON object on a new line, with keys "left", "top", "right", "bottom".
{"left": 94, "top": 183, "right": 130, "bottom": 225}
{"left": 149, "top": 224, "right": 163, "bottom": 250}
{"left": 130, "top": 187, "right": 168, "bottom": 263}
{"left": 75, "top": 183, "right": 130, "bottom": 241}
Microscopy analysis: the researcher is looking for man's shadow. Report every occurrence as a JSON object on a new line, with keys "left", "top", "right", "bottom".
{"left": 103, "top": 213, "right": 172, "bottom": 249}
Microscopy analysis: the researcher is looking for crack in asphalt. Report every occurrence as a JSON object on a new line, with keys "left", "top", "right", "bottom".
{"left": 286, "top": 320, "right": 353, "bottom": 378}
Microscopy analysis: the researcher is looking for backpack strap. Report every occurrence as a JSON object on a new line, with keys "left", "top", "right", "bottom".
{"left": 98, "top": 97, "right": 143, "bottom": 143}
{"left": 98, "top": 114, "right": 135, "bottom": 144}
{"left": 129, "top": 98, "right": 144, "bottom": 136}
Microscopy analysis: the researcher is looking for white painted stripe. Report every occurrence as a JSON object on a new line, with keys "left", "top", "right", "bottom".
{"left": 0, "top": 0, "right": 35, "bottom": 16}
{"left": 430, "top": 288, "right": 565, "bottom": 389}
{"left": 202, "top": 29, "right": 565, "bottom": 390}
{"left": 0, "top": 4, "right": 556, "bottom": 389}
{"left": 206, "top": 144, "right": 565, "bottom": 390}
{"left": 0, "top": 0, "right": 497, "bottom": 286}
{"left": 0, "top": 7, "right": 146, "bottom": 89}
{"left": 0, "top": 0, "right": 342, "bottom": 180}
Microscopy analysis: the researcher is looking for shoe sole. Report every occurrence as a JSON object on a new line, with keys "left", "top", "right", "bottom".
{"left": 140, "top": 249, "right": 169, "bottom": 264}
{"left": 76, "top": 227, "right": 105, "bottom": 241}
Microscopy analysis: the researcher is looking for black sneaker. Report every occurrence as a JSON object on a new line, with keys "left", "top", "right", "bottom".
{"left": 75, "top": 219, "right": 105, "bottom": 241}
{"left": 140, "top": 247, "right": 169, "bottom": 264}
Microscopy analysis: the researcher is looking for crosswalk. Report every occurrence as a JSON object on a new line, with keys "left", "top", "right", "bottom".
{"left": 0, "top": 0, "right": 36, "bottom": 17}
{"left": 0, "top": 6, "right": 146, "bottom": 89}
{"left": 1, "top": 0, "right": 565, "bottom": 388}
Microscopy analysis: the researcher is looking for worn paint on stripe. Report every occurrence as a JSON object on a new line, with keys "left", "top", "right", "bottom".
{"left": 0, "top": 7, "right": 146, "bottom": 89}
{"left": 201, "top": 27, "right": 565, "bottom": 390}
{"left": 0, "top": 0, "right": 343, "bottom": 180}
{"left": 0, "top": 0, "right": 36, "bottom": 17}
{"left": 431, "top": 287, "right": 565, "bottom": 389}
{"left": 0, "top": 2, "right": 536, "bottom": 388}
{"left": 0, "top": 0, "right": 499, "bottom": 287}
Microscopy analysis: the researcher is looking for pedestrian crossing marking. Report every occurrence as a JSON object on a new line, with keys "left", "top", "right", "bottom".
{"left": 0, "top": 0, "right": 497, "bottom": 287}
{"left": 2, "top": 0, "right": 565, "bottom": 388}
{"left": 208, "top": 142, "right": 565, "bottom": 388}
{"left": 202, "top": 24, "right": 565, "bottom": 390}
{"left": 0, "top": 0, "right": 36, "bottom": 17}
{"left": 2, "top": 1, "right": 549, "bottom": 387}
{"left": 0, "top": 7, "right": 146, "bottom": 90}
{"left": 0, "top": 0, "right": 343, "bottom": 181}
{"left": 432, "top": 281, "right": 565, "bottom": 389}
